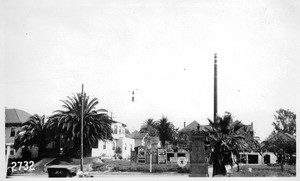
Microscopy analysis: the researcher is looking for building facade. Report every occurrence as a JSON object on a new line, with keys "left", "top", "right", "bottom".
{"left": 5, "top": 108, "right": 31, "bottom": 158}
{"left": 91, "top": 121, "right": 135, "bottom": 159}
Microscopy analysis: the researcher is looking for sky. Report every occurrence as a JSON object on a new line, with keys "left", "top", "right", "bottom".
{"left": 2, "top": 0, "right": 300, "bottom": 141}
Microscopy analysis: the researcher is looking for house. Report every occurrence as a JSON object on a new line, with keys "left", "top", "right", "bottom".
{"left": 260, "top": 132, "right": 296, "bottom": 164}
{"left": 178, "top": 121, "right": 210, "bottom": 148}
{"left": 91, "top": 121, "right": 135, "bottom": 159}
{"left": 179, "top": 120, "right": 254, "bottom": 142}
{"left": 130, "top": 132, "right": 161, "bottom": 149}
{"left": 179, "top": 120, "right": 258, "bottom": 163}
{"left": 5, "top": 108, "right": 31, "bottom": 158}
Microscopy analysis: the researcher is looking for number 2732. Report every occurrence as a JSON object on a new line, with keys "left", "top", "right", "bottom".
{"left": 11, "top": 161, "right": 35, "bottom": 171}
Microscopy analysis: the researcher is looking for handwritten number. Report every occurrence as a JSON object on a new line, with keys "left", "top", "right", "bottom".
{"left": 29, "top": 161, "right": 35, "bottom": 170}
{"left": 23, "top": 161, "right": 29, "bottom": 170}
{"left": 17, "top": 161, "right": 22, "bottom": 170}
{"left": 11, "top": 162, "right": 17, "bottom": 172}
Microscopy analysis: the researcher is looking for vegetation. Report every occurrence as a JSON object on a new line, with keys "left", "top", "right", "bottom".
{"left": 262, "top": 109, "right": 296, "bottom": 163}
{"left": 204, "top": 112, "right": 249, "bottom": 176}
{"left": 13, "top": 114, "right": 48, "bottom": 157}
{"left": 229, "top": 164, "right": 296, "bottom": 177}
{"left": 154, "top": 116, "right": 178, "bottom": 147}
{"left": 92, "top": 159, "right": 183, "bottom": 172}
{"left": 14, "top": 92, "right": 113, "bottom": 159}
{"left": 139, "top": 118, "right": 158, "bottom": 137}
{"left": 272, "top": 109, "right": 296, "bottom": 136}
{"left": 46, "top": 93, "right": 113, "bottom": 157}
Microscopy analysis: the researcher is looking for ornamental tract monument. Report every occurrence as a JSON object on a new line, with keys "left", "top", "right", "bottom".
{"left": 189, "top": 124, "right": 208, "bottom": 177}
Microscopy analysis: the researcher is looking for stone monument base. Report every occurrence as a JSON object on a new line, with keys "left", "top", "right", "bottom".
{"left": 189, "top": 163, "right": 208, "bottom": 177}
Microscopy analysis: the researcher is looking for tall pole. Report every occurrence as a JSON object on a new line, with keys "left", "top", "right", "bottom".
{"left": 214, "top": 53, "right": 218, "bottom": 122}
{"left": 80, "top": 84, "right": 84, "bottom": 171}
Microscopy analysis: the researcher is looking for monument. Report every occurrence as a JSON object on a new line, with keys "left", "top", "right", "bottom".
{"left": 189, "top": 124, "right": 208, "bottom": 177}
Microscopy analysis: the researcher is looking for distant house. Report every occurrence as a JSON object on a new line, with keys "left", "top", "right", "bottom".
{"left": 178, "top": 121, "right": 210, "bottom": 148}
{"left": 5, "top": 108, "right": 31, "bottom": 158}
{"left": 91, "top": 121, "right": 135, "bottom": 159}
{"left": 260, "top": 132, "right": 296, "bottom": 164}
{"left": 179, "top": 120, "right": 254, "bottom": 139}
{"left": 130, "top": 132, "right": 161, "bottom": 149}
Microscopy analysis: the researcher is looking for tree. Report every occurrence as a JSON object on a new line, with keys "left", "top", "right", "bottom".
{"left": 155, "top": 116, "right": 177, "bottom": 147}
{"left": 262, "top": 109, "right": 296, "bottom": 164}
{"left": 262, "top": 131, "right": 296, "bottom": 161}
{"left": 14, "top": 114, "right": 48, "bottom": 158}
{"left": 272, "top": 109, "right": 296, "bottom": 136}
{"left": 46, "top": 92, "right": 113, "bottom": 157}
{"left": 139, "top": 118, "right": 158, "bottom": 137}
{"left": 204, "top": 112, "right": 247, "bottom": 176}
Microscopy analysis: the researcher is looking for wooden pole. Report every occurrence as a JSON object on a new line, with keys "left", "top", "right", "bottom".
{"left": 214, "top": 53, "right": 218, "bottom": 122}
{"left": 150, "top": 153, "right": 152, "bottom": 173}
{"left": 80, "top": 84, "right": 84, "bottom": 171}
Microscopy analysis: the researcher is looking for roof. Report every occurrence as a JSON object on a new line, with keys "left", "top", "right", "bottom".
{"left": 111, "top": 120, "right": 127, "bottom": 127}
{"left": 5, "top": 108, "right": 31, "bottom": 126}
{"left": 179, "top": 120, "right": 253, "bottom": 134}
{"left": 179, "top": 121, "right": 210, "bottom": 133}
{"left": 125, "top": 133, "right": 133, "bottom": 139}
{"left": 265, "top": 132, "right": 296, "bottom": 142}
{"left": 130, "top": 132, "right": 148, "bottom": 139}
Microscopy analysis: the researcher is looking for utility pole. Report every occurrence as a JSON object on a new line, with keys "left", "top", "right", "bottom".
{"left": 80, "top": 84, "right": 84, "bottom": 171}
{"left": 214, "top": 53, "right": 218, "bottom": 122}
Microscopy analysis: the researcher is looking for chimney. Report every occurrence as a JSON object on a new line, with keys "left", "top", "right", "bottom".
{"left": 184, "top": 122, "right": 186, "bottom": 127}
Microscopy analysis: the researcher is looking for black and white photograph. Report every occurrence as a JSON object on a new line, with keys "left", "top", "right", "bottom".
{"left": 1, "top": 0, "right": 299, "bottom": 179}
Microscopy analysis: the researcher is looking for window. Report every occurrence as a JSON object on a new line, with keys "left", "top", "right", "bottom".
{"left": 119, "top": 126, "right": 121, "bottom": 135}
{"left": 112, "top": 142, "right": 116, "bottom": 150}
{"left": 122, "top": 128, "right": 125, "bottom": 134}
{"left": 92, "top": 140, "right": 99, "bottom": 148}
{"left": 103, "top": 142, "right": 106, "bottom": 150}
{"left": 130, "top": 144, "right": 132, "bottom": 151}
{"left": 125, "top": 143, "right": 127, "bottom": 150}
{"left": 10, "top": 128, "right": 16, "bottom": 137}
{"left": 113, "top": 125, "right": 117, "bottom": 134}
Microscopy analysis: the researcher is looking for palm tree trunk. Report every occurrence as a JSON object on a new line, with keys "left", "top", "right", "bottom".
{"left": 212, "top": 155, "right": 227, "bottom": 176}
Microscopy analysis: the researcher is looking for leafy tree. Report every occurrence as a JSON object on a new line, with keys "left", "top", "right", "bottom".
{"left": 272, "top": 109, "right": 296, "bottom": 136}
{"left": 139, "top": 118, "right": 158, "bottom": 137}
{"left": 204, "top": 113, "right": 247, "bottom": 176}
{"left": 262, "top": 131, "right": 296, "bottom": 159}
{"left": 155, "top": 116, "right": 177, "bottom": 147}
{"left": 262, "top": 109, "right": 296, "bottom": 163}
{"left": 14, "top": 114, "right": 48, "bottom": 157}
{"left": 46, "top": 92, "right": 113, "bottom": 157}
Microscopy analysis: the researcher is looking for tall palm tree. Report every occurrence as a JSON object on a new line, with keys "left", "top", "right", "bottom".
{"left": 204, "top": 113, "right": 246, "bottom": 176}
{"left": 14, "top": 114, "right": 47, "bottom": 157}
{"left": 155, "top": 116, "right": 177, "bottom": 147}
{"left": 46, "top": 92, "right": 113, "bottom": 157}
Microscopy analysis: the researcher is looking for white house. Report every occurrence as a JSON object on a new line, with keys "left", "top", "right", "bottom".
{"left": 91, "top": 121, "right": 135, "bottom": 159}
{"left": 130, "top": 132, "right": 161, "bottom": 149}
{"left": 5, "top": 108, "right": 31, "bottom": 158}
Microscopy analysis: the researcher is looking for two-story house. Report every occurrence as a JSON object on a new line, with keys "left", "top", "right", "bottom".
{"left": 5, "top": 108, "right": 31, "bottom": 158}
{"left": 91, "top": 121, "right": 135, "bottom": 159}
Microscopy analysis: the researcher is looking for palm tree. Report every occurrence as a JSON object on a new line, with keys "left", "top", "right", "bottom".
{"left": 155, "top": 116, "right": 177, "bottom": 147}
{"left": 204, "top": 113, "right": 246, "bottom": 176}
{"left": 46, "top": 92, "right": 113, "bottom": 157}
{"left": 140, "top": 118, "right": 158, "bottom": 137}
{"left": 14, "top": 114, "right": 47, "bottom": 157}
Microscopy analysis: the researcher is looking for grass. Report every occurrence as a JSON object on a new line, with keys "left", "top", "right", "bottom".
{"left": 229, "top": 164, "right": 296, "bottom": 177}
{"left": 92, "top": 159, "right": 190, "bottom": 173}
